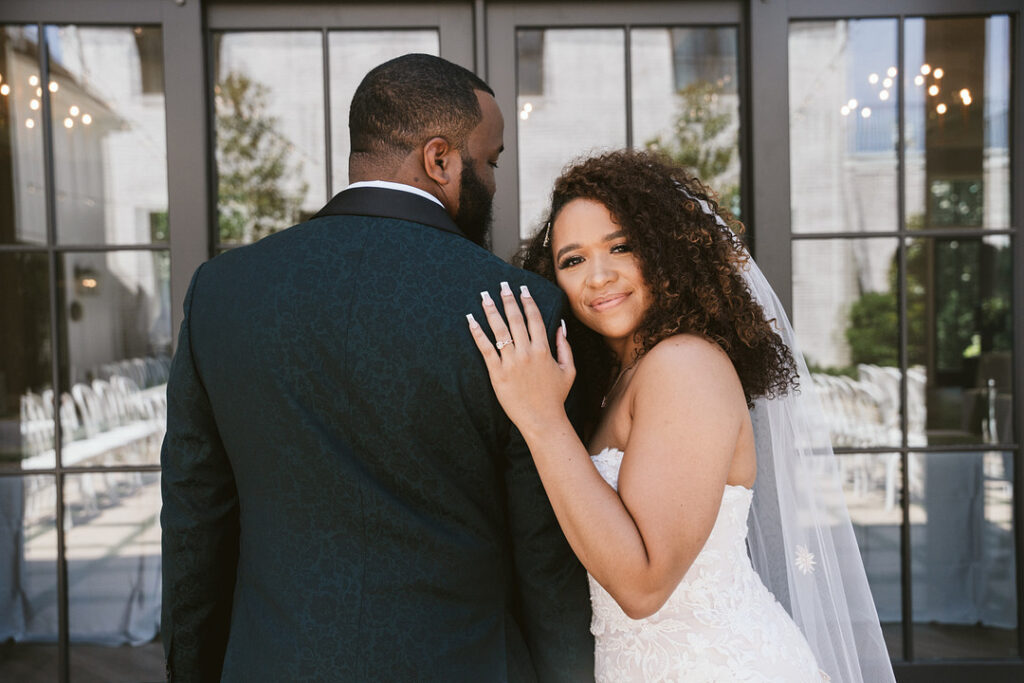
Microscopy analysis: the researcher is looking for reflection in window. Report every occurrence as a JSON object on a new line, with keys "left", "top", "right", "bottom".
{"left": 633, "top": 27, "right": 741, "bottom": 217}
{"left": 328, "top": 30, "right": 439, "bottom": 193}
{"left": 213, "top": 32, "right": 324, "bottom": 244}
{"left": 908, "top": 236, "right": 1013, "bottom": 445}
{"left": 904, "top": 16, "right": 1011, "bottom": 230}
{"left": 793, "top": 239, "right": 904, "bottom": 448}
{"left": 0, "top": 475, "right": 59, "bottom": 673}
{"left": 0, "top": 252, "right": 53, "bottom": 469}
{"left": 55, "top": 251, "right": 170, "bottom": 468}
{"left": 911, "top": 451, "right": 1017, "bottom": 658}
{"left": 0, "top": 26, "right": 46, "bottom": 246}
{"left": 46, "top": 25, "right": 169, "bottom": 245}
{"left": 66, "top": 471, "right": 161, "bottom": 657}
{"left": 789, "top": 20, "right": 899, "bottom": 234}
{"left": 841, "top": 454, "right": 903, "bottom": 660}
{"left": 516, "top": 29, "right": 626, "bottom": 238}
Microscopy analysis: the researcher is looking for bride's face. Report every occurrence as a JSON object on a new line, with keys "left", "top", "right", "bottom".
{"left": 551, "top": 198, "right": 652, "bottom": 356}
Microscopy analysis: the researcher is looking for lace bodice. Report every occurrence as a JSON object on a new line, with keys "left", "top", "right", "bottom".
{"left": 587, "top": 447, "right": 827, "bottom": 682}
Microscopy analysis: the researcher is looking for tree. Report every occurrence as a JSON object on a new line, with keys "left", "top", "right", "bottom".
{"left": 644, "top": 79, "right": 740, "bottom": 216}
{"left": 215, "top": 72, "right": 308, "bottom": 243}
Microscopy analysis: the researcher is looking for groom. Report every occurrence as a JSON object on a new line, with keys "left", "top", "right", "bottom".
{"left": 161, "top": 54, "right": 594, "bottom": 681}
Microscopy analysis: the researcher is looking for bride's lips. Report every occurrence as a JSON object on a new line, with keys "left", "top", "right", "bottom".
{"left": 589, "top": 292, "right": 629, "bottom": 312}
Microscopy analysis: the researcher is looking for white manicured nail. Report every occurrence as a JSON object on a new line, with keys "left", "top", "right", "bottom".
{"left": 466, "top": 313, "right": 479, "bottom": 328}
{"left": 500, "top": 281, "right": 513, "bottom": 296}
{"left": 481, "top": 291, "right": 493, "bottom": 305}
{"left": 560, "top": 319, "right": 567, "bottom": 338}
{"left": 520, "top": 285, "right": 532, "bottom": 298}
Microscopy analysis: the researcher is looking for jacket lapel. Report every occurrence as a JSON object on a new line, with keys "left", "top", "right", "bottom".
{"left": 313, "top": 187, "right": 464, "bottom": 239}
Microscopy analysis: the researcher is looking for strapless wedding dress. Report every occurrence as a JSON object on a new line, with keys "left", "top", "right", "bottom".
{"left": 588, "top": 447, "right": 828, "bottom": 682}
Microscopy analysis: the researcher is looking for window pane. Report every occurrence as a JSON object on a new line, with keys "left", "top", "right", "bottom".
{"left": 0, "top": 26, "right": 46, "bottom": 245}
{"left": 906, "top": 236, "right": 1013, "bottom": 446}
{"left": 214, "top": 32, "right": 325, "bottom": 245}
{"left": 57, "top": 251, "right": 170, "bottom": 467}
{"left": 789, "top": 20, "right": 898, "bottom": 234}
{"left": 794, "top": 238, "right": 902, "bottom": 448}
{"left": 517, "top": 29, "right": 626, "bottom": 238}
{"left": 632, "top": 27, "right": 741, "bottom": 217}
{"left": 328, "top": 30, "right": 439, "bottom": 194}
{"left": 0, "top": 252, "right": 53, "bottom": 472}
{"left": 66, "top": 471, "right": 162, "bottom": 671}
{"left": 842, "top": 453, "right": 903, "bottom": 660}
{"left": 911, "top": 450, "right": 1017, "bottom": 658}
{"left": 0, "top": 474, "right": 59, "bottom": 679}
{"left": 904, "top": 16, "right": 1011, "bottom": 230}
{"left": 47, "top": 26, "right": 169, "bottom": 245}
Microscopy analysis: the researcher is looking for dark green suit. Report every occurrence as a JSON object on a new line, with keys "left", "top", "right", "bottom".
{"left": 160, "top": 187, "right": 594, "bottom": 682}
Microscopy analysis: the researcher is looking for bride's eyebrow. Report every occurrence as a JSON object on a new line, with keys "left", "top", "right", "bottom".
{"left": 556, "top": 243, "right": 580, "bottom": 260}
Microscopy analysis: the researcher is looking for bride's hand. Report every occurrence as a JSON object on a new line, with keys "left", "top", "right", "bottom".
{"left": 467, "top": 282, "right": 576, "bottom": 433}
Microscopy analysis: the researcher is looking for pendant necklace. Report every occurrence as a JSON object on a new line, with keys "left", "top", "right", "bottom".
{"left": 601, "top": 359, "right": 639, "bottom": 409}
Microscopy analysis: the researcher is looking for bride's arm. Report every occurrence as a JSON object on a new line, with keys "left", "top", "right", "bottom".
{"left": 468, "top": 285, "right": 745, "bottom": 619}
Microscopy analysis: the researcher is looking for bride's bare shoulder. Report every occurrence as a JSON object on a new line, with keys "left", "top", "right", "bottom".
{"left": 631, "top": 334, "right": 742, "bottom": 400}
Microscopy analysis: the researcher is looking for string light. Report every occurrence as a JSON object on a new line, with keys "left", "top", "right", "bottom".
{"left": 29, "top": 99, "right": 39, "bottom": 110}
{"left": 868, "top": 73, "right": 879, "bottom": 84}
{"left": 840, "top": 105, "right": 850, "bottom": 116}
{"left": 920, "top": 64, "right": 931, "bottom": 75}
{"left": 886, "top": 66, "right": 897, "bottom": 77}
{"left": 63, "top": 117, "right": 73, "bottom": 128}
{"left": 69, "top": 105, "right": 79, "bottom": 116}
{"left": 936, "top": 103, "right": 947, "bottom": 115}
{"left": 28, "top": 74, "right": 39, "bottom": 86}
{"left": 879, "top": 90, "right": 890, "bottom": 101}
{"left": 914, "top": 75, "right": 925, "bottom": 86}
{"left": 933, "top": 68, "right": 944, "bottom": 79}
{"left": 847, "top": 98, "right": 858, "bottom": 109}
{"left": 861, "top": 107, "right": 872, "bottom": 118}
{"left": 928, "top": 85, "right": 939, "bottom": 96}
{"left": 0, "top": 84, "right": 9, "bottom": 96}
{"left": 49, "top": 81, "right": 59, "bottom": 93}
{"left": 81, "top": 113, "right": 92, "bottom": 125}
{"left": 882, "top": 77, "right": 893, "bottom": 89}
{"left": 25, "top": 118, "right": 35, "bottom": 129}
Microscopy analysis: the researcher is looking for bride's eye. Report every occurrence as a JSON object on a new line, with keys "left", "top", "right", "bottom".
{"left": 611, "top": 243, "right": 632, "bottom": 254}
{"left": 557, "top": 255, "right": 583, "bottom": 270}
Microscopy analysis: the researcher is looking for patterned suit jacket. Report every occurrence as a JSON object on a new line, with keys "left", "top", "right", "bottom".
{"left": 160, "top": 187, "right": 595, "bottom": 682}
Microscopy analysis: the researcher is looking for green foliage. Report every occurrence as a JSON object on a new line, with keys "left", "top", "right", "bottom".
{"left": 846, "top": 291, "right": 899, "bottom": 367}
{"left": 215, "top": 72, "right": 308, "bottom": 243}
{"left": 644, "top": 79, "right": 740, "bottom": 216}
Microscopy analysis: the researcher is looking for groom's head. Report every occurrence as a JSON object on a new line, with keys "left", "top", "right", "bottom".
{"left": 349, "top": 54, "right": 503, "bottom": 246}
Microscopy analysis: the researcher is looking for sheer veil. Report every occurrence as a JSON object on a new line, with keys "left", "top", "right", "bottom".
{"left": 687, "top": 190, "right": 896, "bottom": 683}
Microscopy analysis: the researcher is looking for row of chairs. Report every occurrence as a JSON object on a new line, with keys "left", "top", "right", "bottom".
{"left": 18, "top": 356, "right": 169, "bottom": 528}
{"left": 812, "top": 364, "right": 926, "bottom": 510}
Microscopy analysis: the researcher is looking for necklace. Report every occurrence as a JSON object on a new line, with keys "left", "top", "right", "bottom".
{"left": 601, "top": 359, "right": 639, "bottom": 409}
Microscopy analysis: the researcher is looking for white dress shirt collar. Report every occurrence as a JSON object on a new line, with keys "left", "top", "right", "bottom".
{"left": 344, "top": 180, "right": 444, "bottom": 208}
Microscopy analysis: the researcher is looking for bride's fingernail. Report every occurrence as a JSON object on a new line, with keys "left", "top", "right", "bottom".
{"left": 500, "top": 281, "right": 513, "bottom": 296}
{"left": 520, "top": 285, "right": 532, "bottom": 299}
{"left": 466, "top": 313, "right": 480, "bottom": 329}
{"left": 480, "top": 291, "right": 493, "bottom": 305}
{"left": 560, "top": 319, "right": 567, "bottom": 338}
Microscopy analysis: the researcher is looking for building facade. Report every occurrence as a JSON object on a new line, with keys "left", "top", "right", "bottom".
{"left": 0, "top": 1, "right": 1020, "bottom": 681}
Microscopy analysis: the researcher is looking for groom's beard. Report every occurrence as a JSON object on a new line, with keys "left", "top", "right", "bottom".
{"left": 455, "top": 157, "right": 494, "bottom": 247}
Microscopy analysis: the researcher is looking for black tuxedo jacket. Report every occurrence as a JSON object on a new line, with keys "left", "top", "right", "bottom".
{"left": 160, "top": 188, "right": 594, "bottom": 682}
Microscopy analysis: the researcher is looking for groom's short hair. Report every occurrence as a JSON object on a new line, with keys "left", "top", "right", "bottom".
{"left": 349, "top": 53, "right": 494, "bottom": 165}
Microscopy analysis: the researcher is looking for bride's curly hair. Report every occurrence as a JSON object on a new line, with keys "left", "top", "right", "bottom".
{"left": 516, "top": 149, "right": 798, "bottom": 421}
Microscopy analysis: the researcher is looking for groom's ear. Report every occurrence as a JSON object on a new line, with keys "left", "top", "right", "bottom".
{"left": 422, "top": 136, "right": 461, "bottom": 187}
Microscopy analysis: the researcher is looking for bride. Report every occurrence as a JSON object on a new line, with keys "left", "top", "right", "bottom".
{"left": 466, "top": 150, "right": 895, "bottom": 682}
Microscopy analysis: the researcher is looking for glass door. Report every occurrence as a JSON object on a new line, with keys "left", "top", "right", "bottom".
{"left": 206, "top": 2, "right": 475, "bottom": 250}
{"left": 485, "top": 1, "right": 744, "bottom": 259}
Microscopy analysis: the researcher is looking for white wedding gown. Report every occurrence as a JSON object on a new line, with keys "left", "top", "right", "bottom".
{"left": 588, "top": 447, "right": 829, "bottom": 682}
